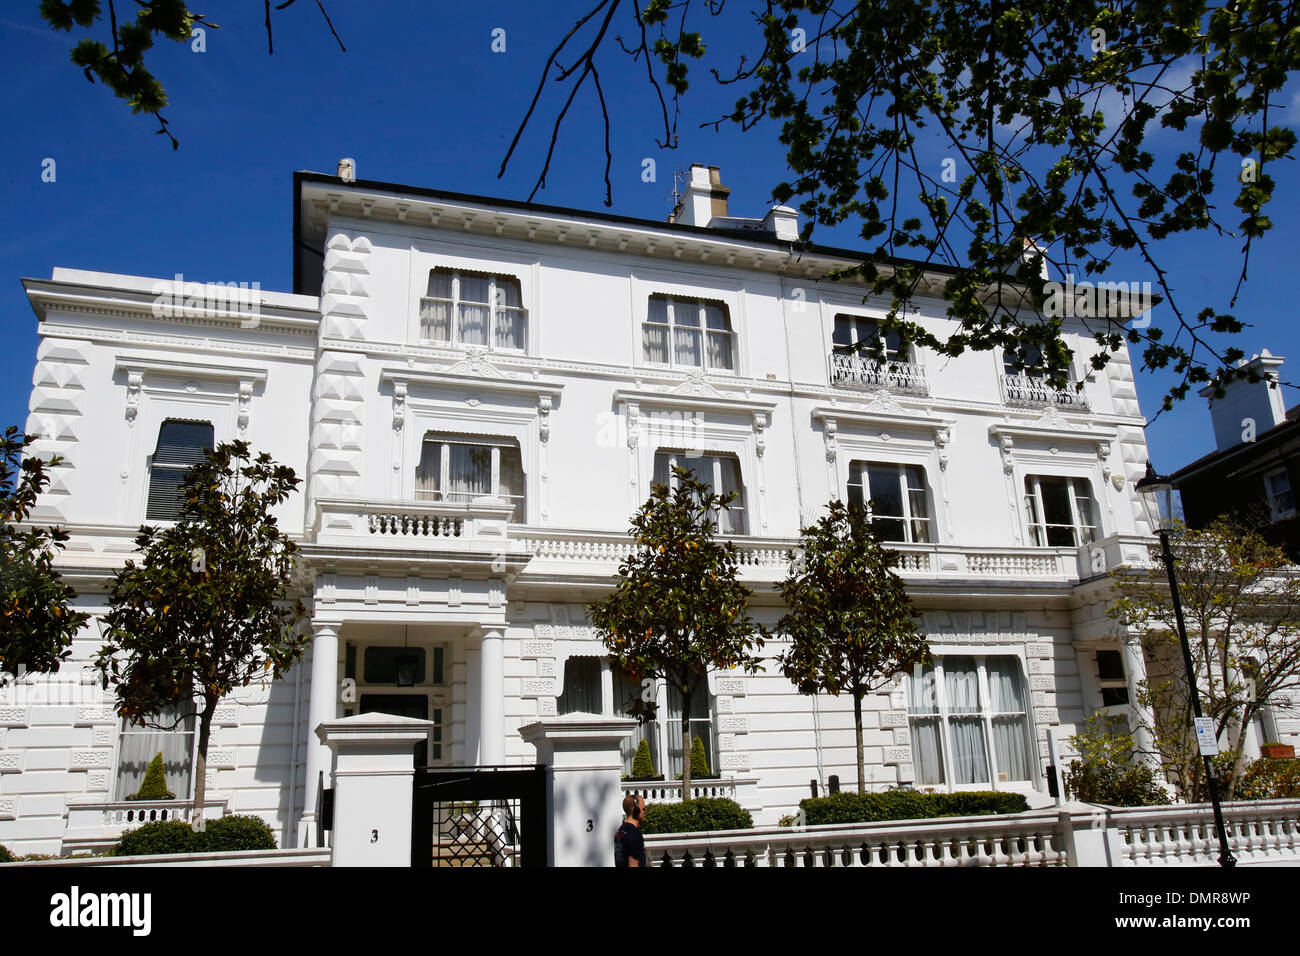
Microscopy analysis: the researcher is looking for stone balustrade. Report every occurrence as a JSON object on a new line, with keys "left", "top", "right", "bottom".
{"left": 1109, "top": 799, "right": 1300, "bottom": 866}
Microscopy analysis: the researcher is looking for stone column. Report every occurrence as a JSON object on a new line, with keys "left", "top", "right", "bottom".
{"left": 519, "top": 713, "right": 638, "bottom": 867}
{"left": 317, "top": 713, "right": 434, "bottom": 867}
{"left": 1121, "top": 636, "right": 1159, "bottom": 771}
{"left": 299, "top": 621, "right": 340, "bottom": 846}
{"left": 479, "top": 627, "right": 505, "bottom": 765}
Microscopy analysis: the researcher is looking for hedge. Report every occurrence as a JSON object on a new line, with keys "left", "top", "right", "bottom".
{"left": 0, "top": 843, "right": 13, "bottom": 863}
{"left": 1233, "top": 758, "right": 1300, "bottom": 800}
{"left": 799, "top": 789, "right": 1029, "bottom": 826}
{"left": 113, "top": 820, "right": 202, "bottom": 856}
{"left": 641, "top": 797, "right": 753, "bottom": 834}
{"left": 200, "top": 815, "right": 277, "bottom": 852}
{"left": 112, "top": 814, "right": 278, "bottom": 856}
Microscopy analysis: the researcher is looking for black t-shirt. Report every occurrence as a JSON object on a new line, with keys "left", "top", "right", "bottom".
{"left": 614, "top": 821, "right": 646, "bottom": 867}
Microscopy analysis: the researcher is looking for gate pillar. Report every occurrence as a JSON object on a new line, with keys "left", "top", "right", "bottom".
{"left": 317, "top": 713, "right": 434, "bottom": 867}
{"left": 519, "top": 713, "right": 638, "bottom": 868}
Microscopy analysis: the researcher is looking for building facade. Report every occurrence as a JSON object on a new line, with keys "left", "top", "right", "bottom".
{"left": 1, "top": 164, "right": 1228, "bottom": 856}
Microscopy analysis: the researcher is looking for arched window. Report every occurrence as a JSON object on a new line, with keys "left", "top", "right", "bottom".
{"left": 146, "top": 420, "right": 214, "bottom": 520}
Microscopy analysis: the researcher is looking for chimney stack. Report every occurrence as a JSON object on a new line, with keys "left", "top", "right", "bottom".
{"left": 671, "top": 164, "right": 730, "bottom": 227}
{"left": 1200, "top": 350, "right": 1287, "bottom": 451}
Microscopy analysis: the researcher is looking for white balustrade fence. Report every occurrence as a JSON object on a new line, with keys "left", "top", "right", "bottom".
{"left": 646, "top": 799, "right": 1300, "bottom": 867}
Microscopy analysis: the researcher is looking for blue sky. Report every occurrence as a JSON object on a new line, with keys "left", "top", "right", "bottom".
{"left": 2, "top": 2, "right": 1298, "bottom": 475}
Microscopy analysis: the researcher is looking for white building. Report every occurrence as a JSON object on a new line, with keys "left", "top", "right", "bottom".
{"left": 2, "top": 163, "right": 1204, "bottom": 856}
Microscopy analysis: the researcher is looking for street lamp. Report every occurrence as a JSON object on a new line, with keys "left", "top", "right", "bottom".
{"left": 1134, "top": 460, "right": 1237, "bottom": 868}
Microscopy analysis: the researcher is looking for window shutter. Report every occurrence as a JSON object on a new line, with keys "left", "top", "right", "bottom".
{"left": 146, "top": 420, "right": 214, "bottom": 520}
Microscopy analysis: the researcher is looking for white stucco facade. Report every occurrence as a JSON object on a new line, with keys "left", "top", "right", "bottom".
{"left": 6, "top": 166, "right": 1262, "bottom": 857}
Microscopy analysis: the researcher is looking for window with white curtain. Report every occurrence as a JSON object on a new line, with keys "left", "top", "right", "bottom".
{"left": 642, "top": 295, "right": 735, "bottom": 371}
{"left": 415, "top": 433, "right": 524, "bottom": 522}
{"left": 1023, "top": 475, "right": 1098, "bottom": 547}
{"left": 113, "top": 708, "right": 195, "bottom": 801}
{"left": 847, "top": 461, "right": 932, "bottom": 543}
{"left": 612, "top": 663, "right": 660, "bottom": 778}
{"left": 905, "top": 656, "right": 1034, "bottom": 789}
{"left": 666, "top": 673, "right": 717, "bottom": 779}
{"left": 557, "top": 659, "right": 716, "bottom": 779}
{"left": 652, "top": 451, "right": 746, "bottom": 535}
{"left": 419, "top": 267, "right": 526, "bottom": 350}
{"left": 146, "top": 420, "right": 214, "bottom": 520}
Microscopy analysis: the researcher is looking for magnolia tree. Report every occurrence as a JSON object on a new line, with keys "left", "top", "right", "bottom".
{"left": 773, "top": 501, "right": 928, "bottom": 793}
{"left": 589, "top": 467, "right": 765, "bottom": 799}
{"left": 1109, "top": 517, "right": 1300, "bottom": 801}
{"left": 0, "top": 427, "right": 88, "bottom": 677}
{"left": 97, "top": 441, "right": 308, "bottom": 820}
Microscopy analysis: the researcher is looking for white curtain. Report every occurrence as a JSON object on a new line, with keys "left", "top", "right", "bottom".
{"left": 988, "top": 659, "right": 1032, "bottom": 782}
{"left": 422, "top": 270, "right": 453, "bottom": 340}
{"left": 494, "top": 277, "right": 525, "bottom": 350}
{"left": 714, "top": 457, "right": 745, "bottom": 535}
{"left": 114, "top": 713, "right": 193, "bottom": 801}
{"left": 613, "top": 666, "right": 659, "bottom": 776}
{"left": 446, "top": 443, "right": 491, "bottom": 501}
{"left": 457, "top": 274, "right": 490, "bottom": 346}
{"left": 703, "top": 303, "right": 733, "bottom": 369}
{"left": 644, "top": 297, "right": 670, "bottom": 363}
{"left": 653, "top": 452, "right": 672, "bottom": 489}
{"left": 672, "top": 303, "right": 702, "bottom": 367}
{"left": 667, "top": 674, "right": 714, "bottom": 778}
{"left": 945, "top": 657, "right": 989, "bottom": 784}
{"left": 906, "top": 663, "right": 945, "bottom": 785}
{"left": 415, "top": 440, "right": 440, "bottom": 499}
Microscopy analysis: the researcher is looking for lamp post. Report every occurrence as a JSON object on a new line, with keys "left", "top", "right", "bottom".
{"left": 1134, "top": 460, "right": 1237, "bottom": 868}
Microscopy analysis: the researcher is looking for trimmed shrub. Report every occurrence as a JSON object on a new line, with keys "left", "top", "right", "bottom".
{"left": 112, "top": 820, "right": 201, "bottom": 857}
{"left": 0, "top": 843, "right": 14, "bottom": 863}
{"left": 642, "top": 797, "right": 752, "bottom": 834}
{"left": 112, "top": 814, "right": 278, "bottom": 856}
{"left": 130, "top": 752, "right": 175, "bottom": 801}
{"left": 1234, "top": 758, "right": 1300, "bottom": 800}
{"left": 630, "top": 738, "right": 657, "bottom": 779}
{"left": 689, "top": 735, "right": 711, "bottom": 778}
{"left": 201, "top": 814, "right": 277, "bottom": 852}
{"left": 799, "top": 789, "right": 1029, "bottom": 826}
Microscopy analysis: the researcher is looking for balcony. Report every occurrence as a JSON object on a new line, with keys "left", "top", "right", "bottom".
{"left": 830, "top": 353, "right": 929, "bottom": 395}
{"left": 1000, "top": 373, "right": 1089, "bottom": 409}
{"left": 311, "top": 496, "right": 518, "bottom": 554}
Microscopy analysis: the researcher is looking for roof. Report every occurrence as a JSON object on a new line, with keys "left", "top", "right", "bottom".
{"left": 1170, "top": 414, "right": 1300, "bottom": 484}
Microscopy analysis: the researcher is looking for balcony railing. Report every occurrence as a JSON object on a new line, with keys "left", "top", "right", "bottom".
{"left": 312, "top": 496, "right": 517, "bottom": 552}
{"left": 63, "top": 796, "right": 230, "bottom": 854}
{"left": 1001, "top": 373, "right": 1089, "bottom": 409}
{"left": 830, "top": 353, "right": 929, "bottom": 395}
{"left": 517, "top": 530, "right": 1080, "bottom": 582}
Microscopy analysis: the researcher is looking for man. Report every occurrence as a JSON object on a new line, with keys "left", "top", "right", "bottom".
{"left": 613, "top": 793, "right": 647, "bottom": 867}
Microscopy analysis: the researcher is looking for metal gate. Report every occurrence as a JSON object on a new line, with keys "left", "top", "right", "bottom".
{"left": 411, "top": 765, "right": 548, "bottom": 867}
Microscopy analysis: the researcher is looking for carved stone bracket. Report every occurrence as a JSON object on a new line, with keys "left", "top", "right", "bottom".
{"left": 392, "top": 379, "right": 407, "bottom": 433}
{"left": 125, "top": 369, "right": 143, "bottom": 425}
{"left": 237, "top": 378, "right": 254, "bottom": 435}
{"left": 539, "top": 394, "right": 553, "bottom": 444}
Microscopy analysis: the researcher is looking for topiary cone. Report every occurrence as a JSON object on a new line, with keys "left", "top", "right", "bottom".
{"left": 631, "top": 738, "right": 656, "bottom": 779}
{"left": 690, "top": 734, "right": 711, "bottom": 778}
{"left": 134, "top": 751, "right": 176, "bottom": 801}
